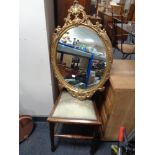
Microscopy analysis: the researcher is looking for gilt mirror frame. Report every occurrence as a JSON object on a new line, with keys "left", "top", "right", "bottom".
{"left": 51, "top": 0, "right": 113, "bottom": 100}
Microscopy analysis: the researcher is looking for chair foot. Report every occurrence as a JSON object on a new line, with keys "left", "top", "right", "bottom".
{"left": 90, "top": 149, "right": 94, "bottom": 155}
{"left": 49, "top": 123, "right": 55, "bottom": 152}
{"left": 51, "top": 146, "right": 56, "bottom": 152}
{"left": 122, "top": 54, "right": 125, "bottom": 59}
{"left": 113, "top": 48, "right": 116, "bottom": 53}
{"left": 90, "top": 126, "right": 101, "bottom": 155}
{"left": 122, "top": 54, "right": 129, "bottom": 59}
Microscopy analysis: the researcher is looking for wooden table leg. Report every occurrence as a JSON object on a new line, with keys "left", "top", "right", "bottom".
{"left": 49, "top": 122, "right": 56, "bottom": 152}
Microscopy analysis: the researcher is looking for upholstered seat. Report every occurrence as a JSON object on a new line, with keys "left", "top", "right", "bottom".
{"left": 117, "top": 44, "right": 135, "bottom": 54}
{"left": 51, "top": 91, "right": 97, "bottom": 120}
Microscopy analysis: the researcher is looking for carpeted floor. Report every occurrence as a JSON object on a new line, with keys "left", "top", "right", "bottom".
{"left": 113, "top": 48, "right": 135, "bottom": 60}
{"left": 19, "top": 122, "right": 117, "bottom": 155}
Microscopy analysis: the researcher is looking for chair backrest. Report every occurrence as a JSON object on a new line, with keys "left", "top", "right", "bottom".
{"left": 111, "top": 12, "right": 135, "bottom": 49}
{"left": 112, "top": 14, "right": 127, "bottom": 44}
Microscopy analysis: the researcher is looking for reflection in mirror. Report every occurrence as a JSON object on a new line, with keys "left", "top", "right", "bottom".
{"left": 57, "top": 26, "right": 106, "bottom": 89}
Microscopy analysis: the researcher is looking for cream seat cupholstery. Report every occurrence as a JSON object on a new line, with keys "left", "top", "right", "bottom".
{"left": 51, "top": 91, "right": 97, "bottom": 120}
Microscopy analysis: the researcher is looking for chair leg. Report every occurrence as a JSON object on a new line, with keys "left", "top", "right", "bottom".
{"left": 122, "top": 53, "right": 130, "bottom": 59}
{"left": 113, "top": 48, "right": 116, "bottom": 54}
{"left": 90, "top": 126, "right": 100, "bottom": 155}
{"left": 49, "top": 122, "right": 56, "bottom": 152}
{"left": 122, "top": 53, "right": 125, "bottom": 59}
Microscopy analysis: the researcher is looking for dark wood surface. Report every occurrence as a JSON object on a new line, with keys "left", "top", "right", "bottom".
{"left": 54, "top": 134, "right": 94, "bottom": 140}
{"left": 102, "top": 13, "right": 128, "bottom": 42}
{"left": 48, "top": 117, "right": 101, "bottom": 125}
{"left": 127, "top": 4, "right": 135, "bottom": 21}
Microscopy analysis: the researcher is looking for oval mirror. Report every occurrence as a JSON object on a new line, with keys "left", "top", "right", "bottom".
{"left": 51, "top": 1, "right": 113, "bottom": 100}
{"left": 57, "top": 26, "right": 107, "bottom": 89}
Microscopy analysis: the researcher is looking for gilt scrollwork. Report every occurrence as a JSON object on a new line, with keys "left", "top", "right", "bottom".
{"left": 50, "top": 0, "right": 113, "bottom": 100}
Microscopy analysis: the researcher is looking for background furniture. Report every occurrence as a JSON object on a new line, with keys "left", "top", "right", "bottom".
{"left": 88, "top": 15, "right": 102, "bottom": 25}
{"left": 112, "top": 16, "right": 135, "bottom": 59}
{"left": 98, "top": 1, "right": 135, "bottom": 42}
{"left": 127, "top": 3, "right": 135, "bottom": 21}
{"left": 102, "top": 12, "right": 127, "bottom": 40}
{"left": 100, "top": 60, "right": 135, "bottom": 140}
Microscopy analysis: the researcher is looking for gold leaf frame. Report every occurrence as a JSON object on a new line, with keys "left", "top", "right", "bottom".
{"left": 51, "top": 0, "right": 113, "bottom": 100}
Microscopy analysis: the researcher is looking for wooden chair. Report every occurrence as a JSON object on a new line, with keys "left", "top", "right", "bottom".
{"left": 47, "top": 91, "right": 102, "bottom": 155}
{"left": 47, "top": 1, "right": 113, "bottom": 154}
{"left": 112, "top": 15, "right": 135, "bottom": 59}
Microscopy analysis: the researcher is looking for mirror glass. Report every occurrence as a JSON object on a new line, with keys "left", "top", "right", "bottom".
{"left": 56, "top": 26, "right": 107, "bottom": 89}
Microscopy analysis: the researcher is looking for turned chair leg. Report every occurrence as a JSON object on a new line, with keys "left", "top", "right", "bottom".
{"left": 49, "top": 123, "right": 56, "bottom": 152}
{"left": 90, "top": 126, "right": 100, "bottom": 155}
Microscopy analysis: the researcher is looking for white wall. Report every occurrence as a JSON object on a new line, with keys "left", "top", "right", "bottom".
{"left": 44, "top": 0, "right": 59, "bottom": 101}
{"left": 19, "top": 0, "right": 55, "bottom": 116}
